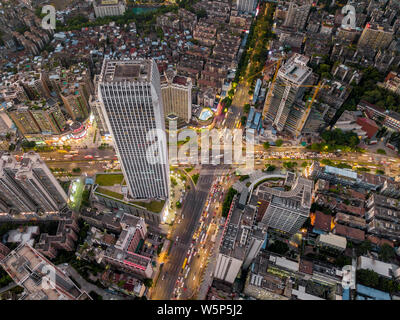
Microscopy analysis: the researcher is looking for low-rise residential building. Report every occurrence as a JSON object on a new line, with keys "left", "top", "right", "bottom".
{"left": 316, "top": 233, "right": 347, "bottom": 252}
{"left": 102, "top": 216, "right": 155, "bottom": 278}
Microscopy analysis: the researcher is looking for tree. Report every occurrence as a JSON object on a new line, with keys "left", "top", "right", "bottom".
{"left": 192, "top": 174, "right": 199, "bottom": 185}
{"left": 222, "top": 187, "right": 238, "bottom": 217}
{"left": 143, "top": 278, "right": 153, "bottom": 288}
{"left": 171, "top": 177, "right": 178, "bottom": 186}
{"left": 356, "top": 240, "right": 372, "bottom": 256}
{"left": 301, "top": 162, "right": 308, "bottom": 168}
{"left": 22, "top": 140, "right": 36, "bottom": 149}
{"left": 72, "top": 167, "right": 81, "bottom": 173}
{"left": 377, "top": 149, "right": 386, "bottom": 155}
{"left": 268, "top": 240, "right": 289, "bottom": 255}
{"left": 176, "top": 201, "right": 182, "bottom": 209}
{"left": 335, "top": 255, "right": 352, "bottom": 268}
{"left": 379, "top": 244, "right": 395, "bottom": 262}
{"left": 275, "top": 139, "right": 283, "bottom": 147}
{"left": 240, "top": 116, "right": 247, "bottom": 126}
{"left": 243, "top": 104, "right": 251, "bottom": 114}
{"left": 263, "top": 142, "right": 270, "bottom": 150}
{"left": 265, "top": 164, "right": 275, "bottom": 172}
{"left": 196, "top": 8, "right": 207, "bottom": 19}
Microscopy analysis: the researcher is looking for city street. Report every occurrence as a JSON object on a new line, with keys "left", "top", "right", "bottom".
{"left": 151, "top": 165, "right": 217, "bottom": 299}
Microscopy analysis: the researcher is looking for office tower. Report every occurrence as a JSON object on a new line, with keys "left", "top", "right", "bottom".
{"left": 0, "top": 243, "right": 89, "bottom": 300}
{"left": 0, "top": 152, "right": 67, "bottom": 214}
{"left": 98, "top": 59, "right": 170, "bottom": 200}
{"left": 160, "top": 69, "right": 192, "bottom": 126}
{"left": 358, "top": 23, "right": 394, "bottom": 50}
{"left": 236, "top": 0, "right": 258, "bottom": 14}
{"left": 259, "top": 174, "right": 313, "bottom": 234}
{"left": 283, "top": 1, "right": 311, "bottom": 31}
{"left": 264, "top": 53, "right": 312, "bottom": 133}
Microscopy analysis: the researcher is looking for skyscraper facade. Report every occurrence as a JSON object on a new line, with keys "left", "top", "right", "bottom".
{"left": 98, "top": 59, "right": 170, "bottom": 200}
{"left": 259, "top": 175, "right": 313, "bottom": 234}
{"left": 283, "top": 1, "right": 311, "bottom": 31}
{"left": 160, "top": 68, "right": 192, "bottom": 126}
{"left": 236, "top": 0, "right": 258, "bottom": 14}
{"left": 264, "top": 53, "right": 312, "bottom": 133}
{"left": 357, "top": 23, "right": 394, "bottom": 50}
{"left": 0, "top": 152, "right": 67, "bottom": 214}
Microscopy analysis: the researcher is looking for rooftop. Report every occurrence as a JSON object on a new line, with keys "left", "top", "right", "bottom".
{"left": 100, "top": 59, "right": 152, "bottom": 83}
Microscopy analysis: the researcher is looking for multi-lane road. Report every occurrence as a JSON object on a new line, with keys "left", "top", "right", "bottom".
{"left": 151, "top": 165, "right": 217, "bottom": 300}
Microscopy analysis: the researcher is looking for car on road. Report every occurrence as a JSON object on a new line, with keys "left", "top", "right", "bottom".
{"left": 176, "top": 236, "right": 179, "bottom": 242}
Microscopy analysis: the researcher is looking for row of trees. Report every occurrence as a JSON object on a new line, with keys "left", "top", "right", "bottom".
{"left": 357, "top": 269, "right": 400, "bottom": 294}
{"left": 245, "top": 4, "right": 275, "bottom": 88}
{"left": 221, "top": 187, "right": 238, "bottom": 218}
{"left": 309, "top": 128, "right": 360, "bottom": 152}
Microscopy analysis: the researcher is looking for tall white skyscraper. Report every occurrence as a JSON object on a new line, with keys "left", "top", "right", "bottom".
{"left": 98, "top": 59, "right": 170, "bottom": 200}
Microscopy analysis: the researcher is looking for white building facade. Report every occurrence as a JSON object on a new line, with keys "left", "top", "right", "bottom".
{"left": 98, "top": 59, "right": 170, "bottom": 200}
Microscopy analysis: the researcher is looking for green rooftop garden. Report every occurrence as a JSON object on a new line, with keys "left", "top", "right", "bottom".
{"left": 94, "top": 186, "right": 166, "bottom": 213}
{"left": 130, "top": 199, "right": 165, "bottom": 213}
{"left": 95, "top": 173, "right": 124, "bottom": 186}
{"left": 95, "top": 187, "right": 124, "bottom": 200}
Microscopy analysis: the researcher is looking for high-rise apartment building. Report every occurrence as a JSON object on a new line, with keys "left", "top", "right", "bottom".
{"left": 264, "top": 54, "right": 312, "bottom": 133}
{"left": 7, "top": 99, "right": 66, "bottom": 136}
{"left": 358, "top": 23, "right": 394, "bottom": 50}
{"left": 214, "top": 198, "right": 266, "bottom": 284}
{"left": 93, "top": 0, "right": 126, "bottom": 18}
{"left": 283, "top": 1, "right": 311, "bottom": 31}
{"left": 236, "top": 0, "right": 258, "bottom": 14}
{"left": 0, "top": 155, "right": 37, "bottom": 213}
{"left": 0, "top": 243, "right": 89, "bottom": 300}
{"left": 60, "top": 87, "right": 90, "bottom": 121}
{"left": 48, "top": 63, "right": 93, "bottom": 121}
{"left": 258, "top": 174, "right": 313, "bottom": 234}
{"left": 0, "top": 152, "right": 67, "bottom": 215}
{"left": 98, "top": 59, "right": 170, "bottom": 200}
{"left": 160, "top": 69, "right": 192, "bottom": 126}
{"left": 20, "top": 71, "right": 51, "bottom": 101}
{"left": 7, "top": 106, "right": 42, "bottom": 134}
{"left": 15, "top": 152, "right": 67, "bottom": 213}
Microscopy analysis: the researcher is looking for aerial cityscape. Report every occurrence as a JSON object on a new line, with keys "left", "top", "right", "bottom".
{"left": 1, "top": 0, "right": 400, "bottom": 304}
